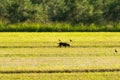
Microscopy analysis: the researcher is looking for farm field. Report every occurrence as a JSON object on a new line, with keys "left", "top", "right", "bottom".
{"left": 0, "top": 32, "right": 120, "bottom": 80}
{"left": 0, "top": 72, "right": 120, "bottom": 80}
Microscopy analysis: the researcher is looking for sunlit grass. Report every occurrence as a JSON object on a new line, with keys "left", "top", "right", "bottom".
{"left": 0, "top": 32, "right": 120, "bottom": 47}
{"left": 0, "top": 72, "right": 120, "bottom": 80}
{"left": 0, "top": 47, "right": 119, "bottom": 57}
{"left": 0, "top": 56, "right": 120, "bottom": 71}
{"left": 0, "top": 32, "right": 120, "bottom": 79}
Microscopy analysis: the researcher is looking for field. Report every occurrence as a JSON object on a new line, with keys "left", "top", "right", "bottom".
{"left": 0, "top": 32, "right": 120, "bottom": 80}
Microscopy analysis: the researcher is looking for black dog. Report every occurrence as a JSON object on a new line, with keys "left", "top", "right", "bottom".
{"left": 58, "top": 42, "right": 70, "bottom": 47}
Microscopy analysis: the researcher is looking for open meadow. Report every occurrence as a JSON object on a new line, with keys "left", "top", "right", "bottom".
{"left": 0, "top": 32, "right": 120, "bottom": 80}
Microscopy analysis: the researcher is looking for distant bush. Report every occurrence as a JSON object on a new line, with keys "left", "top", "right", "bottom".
{"left": 0, "top": 22, "right": 120, "bottom": 32}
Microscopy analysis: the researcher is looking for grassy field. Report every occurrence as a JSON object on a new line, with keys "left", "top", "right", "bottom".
{"left": 0, "top": 32, "right": 120, "bottom": 80}
{"left": 0, "top": 72, "right": 120, "bottom": 80}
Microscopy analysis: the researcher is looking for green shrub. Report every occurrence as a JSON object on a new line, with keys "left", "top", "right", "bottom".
{"left": 0, "top": 22, "right": 120, "bottom": 32}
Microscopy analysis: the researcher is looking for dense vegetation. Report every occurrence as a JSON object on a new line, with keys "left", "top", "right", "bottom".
{"left": 0, "top": 0, "right": 120, "bottom": 32}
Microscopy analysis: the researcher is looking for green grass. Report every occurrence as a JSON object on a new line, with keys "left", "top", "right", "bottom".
{"left": 0, "top": 32, "right": 120, "bottom": 79}
{"left": 0, "top": 23, "right": 120, "bottom": 32}
{"left": 0, "top": 47, "right": 119, "bottom": 57}
{"left": 0, "top": 32, "right": 120, "bottom": 47}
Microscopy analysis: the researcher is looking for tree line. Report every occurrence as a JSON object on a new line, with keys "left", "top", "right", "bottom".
{"left": 0, "top": 0, "right": 120, "bottom": 25}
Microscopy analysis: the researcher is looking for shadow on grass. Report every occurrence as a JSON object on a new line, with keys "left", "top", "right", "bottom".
{"left": 1, "top": 69, "right": 120, "bottom": 74}
{"left": 0, "top": 46, "right": 120, "bottom": 48}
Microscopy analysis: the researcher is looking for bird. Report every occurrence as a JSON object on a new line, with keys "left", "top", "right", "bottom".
{"left": 58, "top": 39, "right": 61, "bottom": 42}
{"left": 70, "top": 39, "right": 72, "bottom": 42}
{"left": 114, "top": 49, "right": 118, "bottom": 55}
